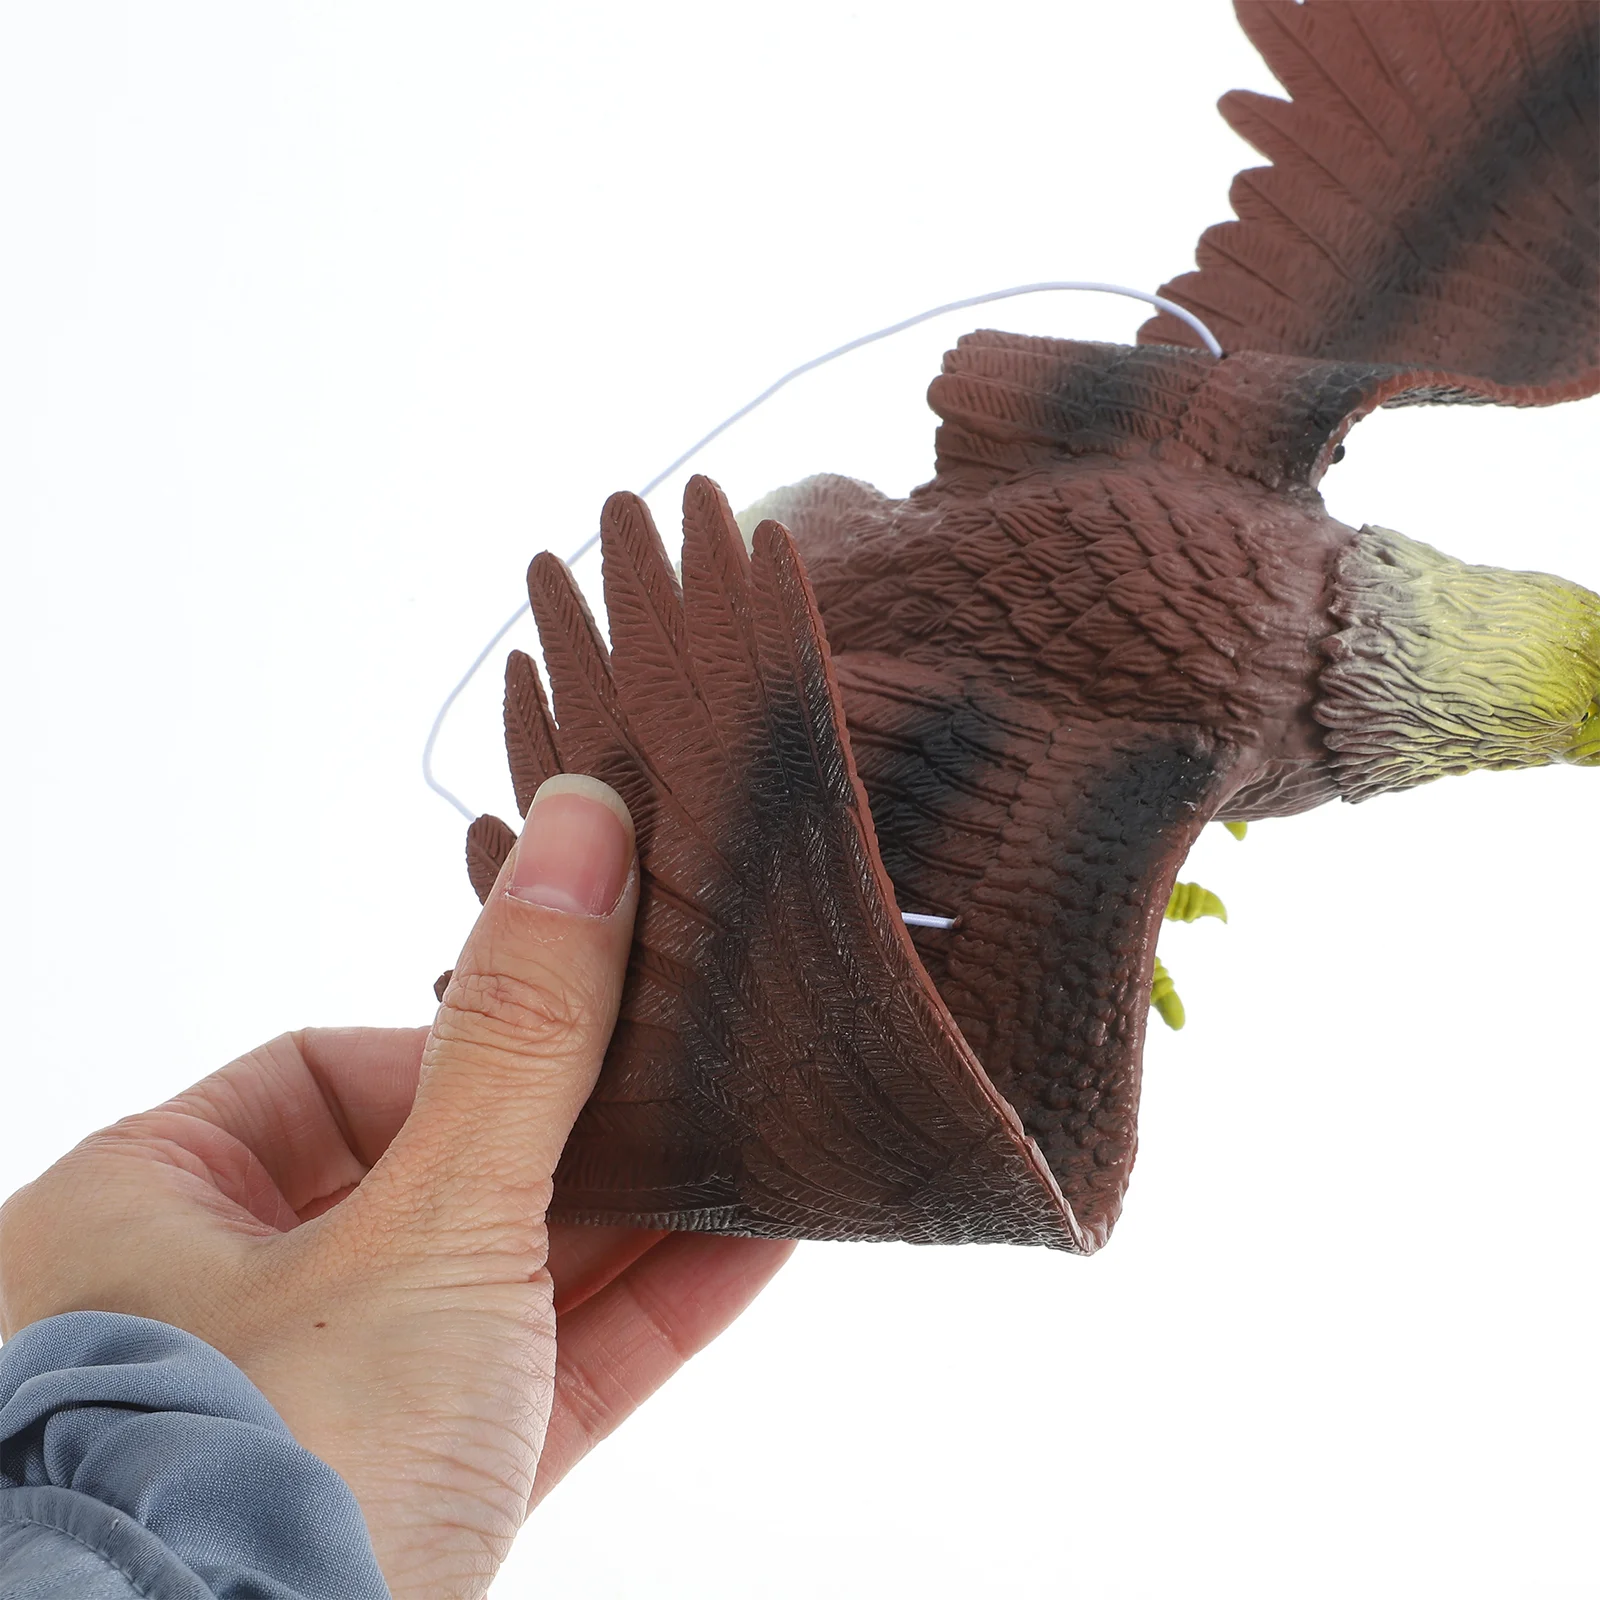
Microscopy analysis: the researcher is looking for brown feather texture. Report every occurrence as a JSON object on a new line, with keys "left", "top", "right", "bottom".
{"left": 466, "top": 813, "right": 517, "bottom": 905}
{"left": 530, "top": 482, "right": 1084, "bottom": 1249}
{"left": 1139, "top": 0, "right": 1600, "bottom": 402}
{"left": 503, "top": 649, "right": 562, "bottom": 817}
{"left": 449, "top": 0, "right": 1598, "bottom": 1249}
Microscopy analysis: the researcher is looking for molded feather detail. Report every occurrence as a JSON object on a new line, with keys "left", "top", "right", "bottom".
{"left": 526, "top": 551, "right": 658, "bottom": 846}
{"left": 504, "top": 649, "right": 562, "bottom": 817}
{"left": 931, "top": 333, "right": 1529, "bottom": 495}
{"left": 528, "top": 477, "right": 1086, "bottom": 1250}
{"left": 466, "top": 813, "right": 517, "bottom": 905}
{"left": 1140, "top": 0, "right": 1599, "bottom": 401}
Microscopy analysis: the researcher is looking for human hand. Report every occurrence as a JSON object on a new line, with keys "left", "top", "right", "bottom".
{"left": 0, "top": 775, "right": 793, "bottom": 1598}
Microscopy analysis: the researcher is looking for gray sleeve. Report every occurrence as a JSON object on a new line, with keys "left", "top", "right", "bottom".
{"left": 0, "top": 1311, "right": 390, "bottom": 1600}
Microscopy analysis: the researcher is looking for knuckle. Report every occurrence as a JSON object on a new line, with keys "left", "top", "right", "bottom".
{"left": 1, "top": 1164, "right": 73, "bottom": 1262}
{"left": 0, "top": 1171, "right": 80, "bottom": 1335}
{"left": 0, "top": 1187, "right": 38, "bottom": 1311}
{"left": 0, "top": 1182, "right": 35, "bottom": 1251}
{"left": 556, "top": 1345, "right": 620, "bottom": 1446}
{"left": 438, "top": 965, "right": 597, "bottom": 1056}
{"left": 618, "top": 1272, "right": 697, "bottom": 1367}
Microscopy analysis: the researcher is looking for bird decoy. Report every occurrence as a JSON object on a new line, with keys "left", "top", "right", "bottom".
{"left": 443, "top": 0, "right": 1597, "bottom": 1252}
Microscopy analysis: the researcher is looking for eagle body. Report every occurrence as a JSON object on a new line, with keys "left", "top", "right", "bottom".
{"left": 716, "top": 329, "right": 1600, "bottom": 1232}
{"left": 753, "top": 462, "right": 1354, "bottom": 824}
{"left": 454, "top": 0, "right": 1598, "bottom": 1251}
{"left": 758, "top": 452, "right": 1600, "bottom": 827}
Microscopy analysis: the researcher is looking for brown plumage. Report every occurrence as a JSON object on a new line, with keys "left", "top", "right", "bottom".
{"left": 446, "top": 0, "right": 1599, "bottom": 1250}
{"left": 1139, "top": 0, "right": 1599, "bottom": 398}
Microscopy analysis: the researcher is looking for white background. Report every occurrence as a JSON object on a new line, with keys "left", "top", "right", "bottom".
{"left": 3, "top": 3, "right": 1596, "bottom": 1596}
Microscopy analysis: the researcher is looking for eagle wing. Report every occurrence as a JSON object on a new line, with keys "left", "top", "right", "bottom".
{"left": 1139, "top": 0, "right": 1599, "bottom": 401}
{"left": 455, "top": 469, "right": 1243, "bottom": 1250}
{"left": 480, "top": 477, "right": 1086, "bottom": 1249}
{"left": 925, "top": 329, "right": 1539, "bottom": 498}
{"left": 834, "top": 657, "right": 1232, "bottom": 1248}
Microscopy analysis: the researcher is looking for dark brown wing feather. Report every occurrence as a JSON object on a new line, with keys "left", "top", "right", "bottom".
{"left": 525, "top": 478, "right": 1084, "bottom": 1249}
{"left": 930, "top": 330, "right": 1522, "bottom": 495}
{"left": 466, "top": 813, "right": 517, "bottom": 904}
{"left": 437, "top": 812, "right": 521, "bottom": 997}
{"left": 1139, "top": 0, "right": 1599, "bottom": 401}
{"left": 835, "top": 657, "right": 1233, "bottom": 1246}
{"left": 504, "top": 649, "right": 560, "bottom": 818}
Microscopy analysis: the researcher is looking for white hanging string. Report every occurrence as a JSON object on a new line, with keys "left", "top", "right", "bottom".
{"left": 422, "top": 280, "right": 1222, "bottom": 830}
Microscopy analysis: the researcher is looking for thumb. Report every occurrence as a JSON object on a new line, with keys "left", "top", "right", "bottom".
{"left": 376, "top": 774, "right": 638, "bottom": 1234}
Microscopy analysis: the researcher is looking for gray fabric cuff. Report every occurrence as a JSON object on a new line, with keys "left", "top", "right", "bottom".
{"left": 0, "top": 1484, "right": 214, "bottom": 1599}
{"left": 0, "top": 1312, "right": 389, "bottom": 1599}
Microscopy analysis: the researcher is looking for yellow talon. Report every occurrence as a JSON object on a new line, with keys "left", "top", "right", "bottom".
{"left": 1221, "top": 820, "right": 1248, "bottom": 840}
{"left": 1150, "top": 955, "right": 1186, "bottom": 1030}
{"left": 1166, "top": 881, "right": 1228, "bottom": 923}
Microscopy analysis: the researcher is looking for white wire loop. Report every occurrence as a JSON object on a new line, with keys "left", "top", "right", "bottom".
{"left": 421, "top": 280, "right": 1222, "bottom": 822}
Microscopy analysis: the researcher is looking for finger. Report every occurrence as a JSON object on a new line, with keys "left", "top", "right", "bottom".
{"left": 531, "top": 1235, "right": 795, "bottom": 1507}
{"left": 0, "top": 1141, "right": 250, "bottom": 1338}
{"left": 377, "top": 775, "right": 638, "bottom": 1225}
{"left": 547, "top": 1223, "right": 667, "bottom": 1316}
{"left": 162, "top": 1028, "right": 428, "bottom": 1219}
{"left": 294, "top": 1027, "right": 430, "bottom": 1165}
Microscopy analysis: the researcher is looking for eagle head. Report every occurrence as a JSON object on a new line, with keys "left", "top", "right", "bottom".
{"left": 1315, "top": 525, "right": 1600, "bottom": 801}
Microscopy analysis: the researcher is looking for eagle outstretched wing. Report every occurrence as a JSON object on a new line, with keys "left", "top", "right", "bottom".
{"left": 476, "top": 478, "right": 1089, "bottom": 1249}
{"left": 1138, "top": 0, "right": 1599, "bottom": 402}
{"left": 924, "top": 329, "right": 1534, "bottom": 499}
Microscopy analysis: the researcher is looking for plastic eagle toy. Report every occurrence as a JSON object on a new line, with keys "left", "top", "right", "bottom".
{"left": 443, "top": 0, "right": 1598, "bottom": 1253}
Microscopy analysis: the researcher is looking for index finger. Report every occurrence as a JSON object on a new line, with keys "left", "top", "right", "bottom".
{"left": 153, "top": 1027, "right": 428, "bottom": 1220}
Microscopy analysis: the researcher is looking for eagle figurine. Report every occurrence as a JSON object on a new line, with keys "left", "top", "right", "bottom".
{"left": 443, "top": 0, "right": 1598, "bottom": 1253}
